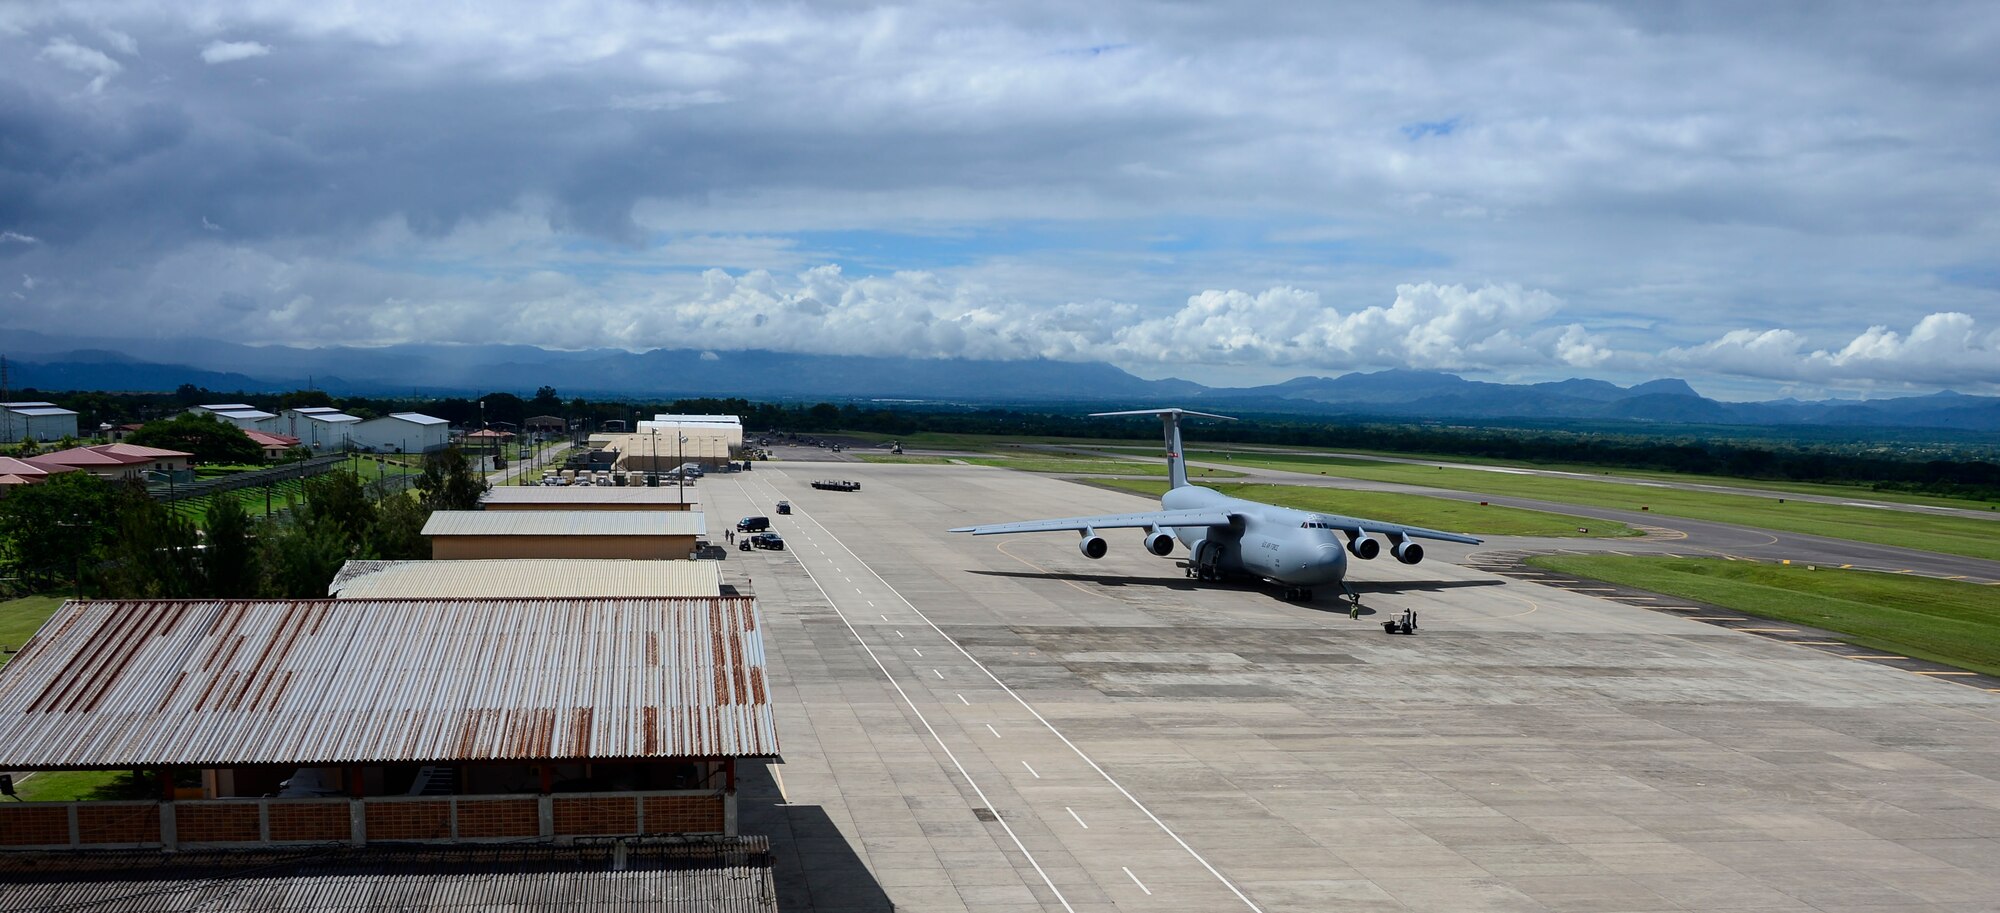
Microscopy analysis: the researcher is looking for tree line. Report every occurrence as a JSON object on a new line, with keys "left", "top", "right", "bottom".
{"left": 15, "top": 385, "right": 1996, "bottom": 502}
{"left": 0, "top": 448, "right": 488, "bottom": 600}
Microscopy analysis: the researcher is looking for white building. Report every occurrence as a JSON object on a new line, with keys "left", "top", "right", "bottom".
{"left": 639, "top": 414, "right": 744, "bottom": 448}
{"left": 186, "top": 403, "right": 281, "bottom": 432}
{"left": 281, "top": 406, "right": 363, "bottom": 452}
{"left": 0, "top": 402, "right": 79, "bottom": 443}
{"left": 348, "top": 412, "right": 451, "bottom": 453}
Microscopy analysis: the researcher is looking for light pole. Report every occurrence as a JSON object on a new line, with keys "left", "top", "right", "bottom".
{"left": 677, "top": 432, "right": 687, "bottom": 504}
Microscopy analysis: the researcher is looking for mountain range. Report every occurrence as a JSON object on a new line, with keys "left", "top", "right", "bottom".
{"left": 4, "top": 330, "right": 1998, "bottom": 432}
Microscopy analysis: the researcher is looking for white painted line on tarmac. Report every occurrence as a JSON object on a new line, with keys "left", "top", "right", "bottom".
{"left": 897, "top": 631, "right": 905, "bottom": 638}
{"left": 1066, "top": 807, "right": 1088, "bottom": 829}
{"left": 913, "top": 648, "right": 923, "bottom": 656}
{"left": 783, "top": 497, "right": 1266, "bottom": 913}
{"left": 1124, "top": 867, "right": 1152, "bottom": 895}
{"left": 1023, "top": 761, "right": 1039, "bottom": 778}
{"left": 933, "top": 669, "right": 944, "bottom": 679}
{"left": 958, "top": 694, "right": 969, "bottom": 705}
{"left": 1913, "top": 670, "right": 1978, "bottom": 676}
{"left": 986, "top": 724, "right": 1001, "bottom": 738}
{"left": 754, "top": 484, "right": 1078, "bottom": 913}
{"left": 880, "top": 615, "right": 888, "bottom": 621}
{"left": 1848, "top": 655, "right": 1909, "bottom": 660}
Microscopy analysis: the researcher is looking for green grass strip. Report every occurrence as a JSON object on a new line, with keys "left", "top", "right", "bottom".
{"left": 1098, "top": 480, "right": 1633, "bottom": 538}
{"left": 0, "top": 594, "right": 65, "bottom": 668}
{"left": 11, "top": 770, "right": 146, "bottom": 803}
{"left": 1196, "top": 451, "right": 2000, "bottom": 562}
{"left": 1525, "top": 555, "right": 2000, "bottom": 677}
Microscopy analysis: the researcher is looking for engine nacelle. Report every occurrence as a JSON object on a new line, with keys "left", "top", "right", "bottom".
{"left": 1392, "top": 539, "right": 1424, "bottom": 565}
{"left": 1346, "top": 534, "right": 1380, "bottom": 560}
{"left": 1143, "top": 529, "right": 1175, "bottom": 556}
{"left": 1078, "top": 529, "right": 1108, "bottom": 559}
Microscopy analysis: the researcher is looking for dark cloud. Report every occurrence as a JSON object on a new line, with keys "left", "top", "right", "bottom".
{"left": 0, "top": 1, "right": 1994, "bottom": 395}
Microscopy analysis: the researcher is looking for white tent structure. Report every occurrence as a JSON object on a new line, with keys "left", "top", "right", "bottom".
{"left": 349, "top": 412, "right": 451, "bottom": 453}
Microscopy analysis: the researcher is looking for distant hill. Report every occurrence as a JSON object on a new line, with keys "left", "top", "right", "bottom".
{"left": 4, "top": 330, "right": 1997, "bottom": 431}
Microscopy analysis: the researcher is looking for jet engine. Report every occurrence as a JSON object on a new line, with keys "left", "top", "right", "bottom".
{"left": 1078, "top": 529, "right": 1108, "bottom": 559}
{"left": 1392, "top": 539, "right": 1424, "bottom": 565}
{"left": 1346, "top": 533, "right": 1380, "bottom": 560}
{"left": 1143, "top": 528, "right": 1175, "bottom": 556}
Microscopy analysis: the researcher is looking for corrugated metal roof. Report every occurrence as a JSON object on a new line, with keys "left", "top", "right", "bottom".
{"left": 423, "top": 510, "right": 708, "bottom": 537}
{"left": 0, "top": 597, "right": 775, "bottom": 767}
{"left": 330, "top": 559, "right": 723, "bottom": 598}
{"left": 0, "top": 401, "right": 59, "bottom": 408}
{"left": 483, "top": 486, "right": 701, "bottom": 506}
{"left": 211, "top": 409, "right": 277, "bottom": 420}
{"left": 2, "top": 406, "right": 77, "bottom": 417}
{"left": 0, "top": 840, "right": 777, "bottom": 913}
{"left": 197, "top": 403, "right": 259, "bottom": 410}
{"left": 386, "top": 411, "right": 448, "bottom": 425}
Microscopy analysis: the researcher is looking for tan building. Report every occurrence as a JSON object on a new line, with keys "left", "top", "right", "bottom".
{"left": 26, "top": 443, "right": 193, "bottom": 481}
{"left": 481, "top": 486, "right": 697, "bottom": 511}
{"left": 422, "top": 510, "right": 707, "bottom": 559}
{"left": 329, "top": 559, "right": 723, "bottom": 598}
{"left": 599, "top": 431, "right": 735, "bottom": 471}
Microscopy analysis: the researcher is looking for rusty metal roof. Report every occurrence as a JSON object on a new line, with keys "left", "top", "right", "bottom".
{"left": 422, "top": 510, "right": 708, "bottom": 537}
{"left": 329, "top": 559, "right": 723, "bottom": 598}
{"left": 0, "top": 597, "right": 775, "bottom": 768}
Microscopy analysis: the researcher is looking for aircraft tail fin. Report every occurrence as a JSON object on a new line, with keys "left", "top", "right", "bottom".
{"left": 1090, "top": 408, "right": 1235, "bottom": 489}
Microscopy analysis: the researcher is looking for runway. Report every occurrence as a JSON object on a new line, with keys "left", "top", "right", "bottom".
{"left": 703, "top": 457, "right": 2000, "bottom": 912}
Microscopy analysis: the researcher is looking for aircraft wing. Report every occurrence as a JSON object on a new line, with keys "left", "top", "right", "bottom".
{"left": 1318, "top": 514, "right": 1483, "bottom": 545}
{"left": 950, "top": 508, "right": 1235, "bottom": 536}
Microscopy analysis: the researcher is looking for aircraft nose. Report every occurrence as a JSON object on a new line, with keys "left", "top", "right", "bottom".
{"left": 1312, "top": 543, "right": 1349, "bottom": 584}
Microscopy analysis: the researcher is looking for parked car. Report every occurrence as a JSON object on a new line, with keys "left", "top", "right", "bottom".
{"left": 750, "top": 532, "right": 786, "bottom": 550}
{"left": 736, "top": 516, "right": 770, "bottom": 532}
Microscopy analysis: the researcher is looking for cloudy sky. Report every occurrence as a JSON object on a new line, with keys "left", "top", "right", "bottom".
{"left": 3, "top": 1, "right": 1997, "bottom": 400}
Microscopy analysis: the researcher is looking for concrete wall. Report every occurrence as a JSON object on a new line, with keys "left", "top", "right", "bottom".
{"left": 430, "top": 534, "right": 697, "bottom": 560}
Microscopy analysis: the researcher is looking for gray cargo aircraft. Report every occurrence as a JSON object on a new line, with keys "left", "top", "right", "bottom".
{"left": 950, "top": 408, "right": 1481, "bottom": 607}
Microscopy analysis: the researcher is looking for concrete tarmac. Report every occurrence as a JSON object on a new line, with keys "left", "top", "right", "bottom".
{"left": 701, "top": 460, "right": 2000, "bottom": 912}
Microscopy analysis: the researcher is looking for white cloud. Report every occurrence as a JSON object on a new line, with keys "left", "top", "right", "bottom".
{"left": 200, "top": 40, "right": 271, "bottom": 64}
{"left": 0, "top": 231, "right": 40, "bottom": 245}
{"left": 37, "top": 36, "right": 120, "bottom": 91}
{"left": 1102, "top": 282, "right": 1581, "bottom": 371}
{"left": 1660, "top": 313, "right": 2000, "bottom": 388}
{"left": 94, "top": 28, "right": 136, "bottom": 55}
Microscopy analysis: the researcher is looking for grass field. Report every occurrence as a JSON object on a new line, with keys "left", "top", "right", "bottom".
{"left": 1098, "top": 480, "right": 1633, "bottom": 538}
{"left": 166, "top": 459, "right": 424, "bottom": 527}
{"left": 1175, "top": 450, "right": 2000, "bottom": 562}
{"left": 1088, "top": 443, "right": 2000, "bottom": 513}
{"left": 1524, "top": 555, "right": 2000, "bottom": 677}
{"left": 0, "top": 594, "right": 64, "bottom": 666}
{"left": 11, "top": 770, "right": 144, "bottom": 803}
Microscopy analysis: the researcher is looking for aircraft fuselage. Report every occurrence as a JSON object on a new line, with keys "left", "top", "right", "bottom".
{"left": 1163, "top": 484, "right": 1351, "bottom": 588}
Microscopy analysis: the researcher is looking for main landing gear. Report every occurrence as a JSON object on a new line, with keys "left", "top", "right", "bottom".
{"left": 1185, "top": 541, "right": 1223, "bottom": 581}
